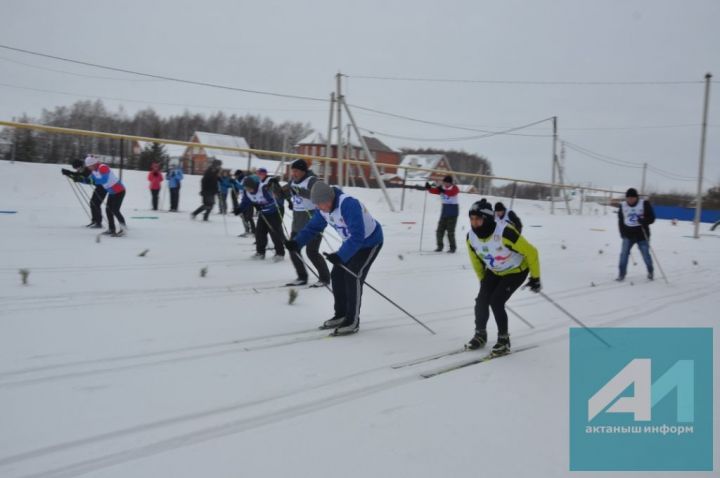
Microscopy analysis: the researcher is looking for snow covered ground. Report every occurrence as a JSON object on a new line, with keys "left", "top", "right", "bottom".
{"left": 0, "top": 159, "right": 717, "bottom": 477}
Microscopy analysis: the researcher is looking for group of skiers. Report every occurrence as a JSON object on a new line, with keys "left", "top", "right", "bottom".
{"left": 62, "top": 154, "right": 656, "bottom": 350}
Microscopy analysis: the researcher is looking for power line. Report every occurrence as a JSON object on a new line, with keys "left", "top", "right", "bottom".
{"left": 563, "top": 141, "right": 643, "bottom": 168}
{"left": 348, "top": 74, "right": 715, "bottom": 86}
{"left": 563, "top": 140, "right": 699, "bottom": 182}
{"left": 0, "top": 44, "right": 328, "bottom": 103}
{"left": 0, "top": 55, "right": 161, "bottom": 82}
{"left": 0, "top": 82, "right": 325, "bottom": 113}
{"left": 359, "top": 117, "right": 553, "bottom": 142}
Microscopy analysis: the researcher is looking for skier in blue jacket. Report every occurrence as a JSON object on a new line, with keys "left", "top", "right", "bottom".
{"left": 285, "top": 181, "right": 383, "bottom": 336}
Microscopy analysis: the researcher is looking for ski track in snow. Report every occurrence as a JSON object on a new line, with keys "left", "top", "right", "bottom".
{"left": 0, "top": 276, "right": 715, "bottom": 478}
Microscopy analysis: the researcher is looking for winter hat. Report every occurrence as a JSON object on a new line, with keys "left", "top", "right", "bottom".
{"left": 443, "top": 175, "right": 453, "bottom": 184}
{"left": 469, "top": 199, "right": 495, "bottom": 219}
{"left": 242, "top": 176, "right": 258, "bottom": 190}
{"left": 234, "top": 169, "right": 244, "bottom": 178}
{"left": 71, "top": 159, "right": 83, "bottom": 169}
{"left": 290, "top": 159, "right": 308, "bottom": 172}
{"left": 84, "top": 155, "right": 99, "bottom": 167}
{"left": 256, "top": 167, "right": 268, "bottom": 175}
{"left": 625, "top": 188, "right": 639, "bottom": 198}
{"left": 494, "top": 202, "right": 506, "bottom": 212}
{"left": 310, "top": 181, "right": 335, "bottom": 204}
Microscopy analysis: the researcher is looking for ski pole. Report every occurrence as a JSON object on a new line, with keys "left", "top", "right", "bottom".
{"left": 257, "top": 210, "right": 333, "bottom": 295}
{"left": 641, "top": 227, "right": 668, "bottom": 284}
{"left": 507, "top": 305, "right": 535, "bottom": 329}
{"left": 419, "top": 189, "right": 428, "bottom": 252}
{"left": 538, "top": 291, "right": 611, "bottom": 348}
{"left": 326, "top": 253, "right": 436, "bottom": 336}
{"left": 65, "top": 177, "right": 91, "bottom": 220}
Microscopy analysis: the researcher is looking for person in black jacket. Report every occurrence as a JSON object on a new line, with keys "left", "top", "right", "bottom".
{"left": 191, "top": 164, "right": 220, "bottom": 221}
{"left": 494, "top": 202, "right": 523, "bottom": 233}
{"left": 617, "top": 188, "right": 656, "bottom": 281}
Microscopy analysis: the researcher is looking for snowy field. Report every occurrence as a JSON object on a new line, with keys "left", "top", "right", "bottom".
{"left": 0, "top": 159, "right": 718, "bottom": 477}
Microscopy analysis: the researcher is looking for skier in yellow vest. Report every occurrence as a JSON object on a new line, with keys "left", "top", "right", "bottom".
{"left": 465, "top": 199, "right": 541, "bottom": 355}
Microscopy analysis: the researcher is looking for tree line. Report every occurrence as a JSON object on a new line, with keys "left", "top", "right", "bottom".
{"left": 0, "top": 100, "right": 313, "bottom": 167}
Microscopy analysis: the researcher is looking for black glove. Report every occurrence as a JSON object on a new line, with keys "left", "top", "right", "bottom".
{"left": 285, "top": 240, "right": 300, "bottom": 252}
{"left": 526, "top": 277, "right": 541, "bottom": 293}
{"left": 61, "top": 168, "right": 75, "bottom": 178}
{"left": 287, "top": 200, "right": 294, "bottom": 211}
{"left": 233, "top": 206, "right": 241, "bottom": 216}
{"left": 324, "top": 252, "right": 342, "bottom": 265}
{"left": 425, "top": 182, "right": 432, "bottom": 190}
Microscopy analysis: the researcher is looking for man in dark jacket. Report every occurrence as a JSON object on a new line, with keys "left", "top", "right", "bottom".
{"left": 617, "top": 188, "right": 656, "bottom": 281}
{"left": 191, "top": 164, "right": 220, "bottom": 221}
{"left": 284, "top": 159, "right": 331, "bottom": 287}
{"left": 494, "top": 202, "right": 523, "bottom": 233}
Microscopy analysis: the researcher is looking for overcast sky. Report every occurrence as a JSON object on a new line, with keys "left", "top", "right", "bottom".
{"left": 2, "top": 0, "right": 718, "bottom": 193}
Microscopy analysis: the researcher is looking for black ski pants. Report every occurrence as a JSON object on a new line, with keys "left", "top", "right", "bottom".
{"left": 106, "top": 191, "right": 126, "bottom": 233}
{"left": 331, "top": 243, "right": 383, "bottom": 328}
{"left": 475, "top": 268, "right": 528, "bottom": 335}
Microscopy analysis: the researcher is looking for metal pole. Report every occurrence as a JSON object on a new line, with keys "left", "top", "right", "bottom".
{"left": 119, "top": 138, "right": 124, "bottom": 181}
{"left": 419, "top": 189, "right": 428, "bottom": 252}
{"left": 579, "top": 188, "right": 585, "bottom": 215}
{"left": 325, "top": 92, "right": 335, "bottom": 182}
{"left": 640, "top": 162, "right": 647, "bottom": 195}
{"left": 694, "top": 73, "right": 712, "bottom": 239}
{"left": 341, "top": 97, "right": 396, "bottom": 211}
{"left": 328, "top": 256, "right": 436, "bottom": 335}
{"left": 551, "top": 116, "right": 557, "bottom": 214}
{"left": 400, "top": 166, "right": 408, "bottom": 211}
{"left": 558, "top": 140, "right": 572, "bottom": 215}
{"left": 538, "top": 292, "right": 611, "bottom": 348}
{"left": 336, "top": 73, "right": 344, "bottom": 187}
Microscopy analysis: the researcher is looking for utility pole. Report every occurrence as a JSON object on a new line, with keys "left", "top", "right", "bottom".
{"left": 640, "top": 162, "right": 647, "bottom": 195}
{"left": 325, "top": 92, "right": 335, "bottom": 182}
{"left": 694, "top": 73, "right": 712, "bottom": 239}
{"left": 558, "top": 140, "right": 572, "bottom": 215}
{"left": 551, "top": 116, "right": 557, "bottom": 214}
{"left": 336, "top": 73, "right": 344, "bottom": 187}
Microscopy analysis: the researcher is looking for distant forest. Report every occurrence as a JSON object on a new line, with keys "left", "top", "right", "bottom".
{"left": 0, "top": 100, "right": 313, "bottom": 166}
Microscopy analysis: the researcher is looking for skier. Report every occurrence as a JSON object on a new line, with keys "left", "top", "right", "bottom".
{"left": 617, "top": 188, "right": 655, "bottom": 281}
{"left": 231, "top": 170, "right": 255, "bottom": 237}
{"left": 147, "top": 163, "right": 163, "bottom": 211}
{"left": 167, "top": 164, "right": 183, "bottom": 212}
{"left": 191, "top": 164, "right": 220, "bottom": 221}
{"left": 235, "top": 175, "right": 285, "bottom": 261}
{"left": 425, "top": 175, "right": 459, "bottom": 253}
{"left": 256, "top": 167, "right": 286, "bottom": 217}
{"left": 494, "top": 202, "right": 523, "bottom": 233}
{"left": 61, "top": 158, "right": 106, "bottom": 228}
{"left": 285, "top": 181, "right": 383, "bottom": 336}
{"left": 83, "top": 155, "right": 127, "bottom": 236}
{"left": 217, "top": 169, "right": 233, "bottom": 215}
{"left": 465, "top": 199, "right": 541, "bottom": 355}
{"left": 284, "top": 159, "right": 331, "bottom": 287}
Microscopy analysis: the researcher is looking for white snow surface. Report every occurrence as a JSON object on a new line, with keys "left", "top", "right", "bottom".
{"left": 0, "top": 160, "right": 717, "bottom": 478}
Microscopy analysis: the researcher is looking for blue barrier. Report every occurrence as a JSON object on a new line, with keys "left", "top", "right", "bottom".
{"left": 653, "top": 205, "right": 720, "bottom": 224}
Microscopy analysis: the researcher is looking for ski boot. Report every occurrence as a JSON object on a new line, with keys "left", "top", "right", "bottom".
{"left": 465, "top": 329, "right": 488, "bottom": 350}
{"left": 491, "top": 334, "right": 511, "bottom": 357}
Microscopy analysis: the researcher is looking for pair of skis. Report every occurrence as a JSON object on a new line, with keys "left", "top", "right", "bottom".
{"left": 392, "top": 344, "right": 539, "bottom": 378}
